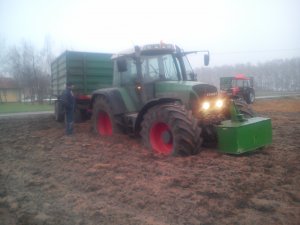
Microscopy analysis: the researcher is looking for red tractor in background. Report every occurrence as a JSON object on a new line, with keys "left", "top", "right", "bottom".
{"left": 220, "top": 74, "right": 255, "bottom": 104}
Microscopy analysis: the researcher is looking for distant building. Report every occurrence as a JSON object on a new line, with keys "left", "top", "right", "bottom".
{"left": 0, "top": 77, "right": 21, "bottom": 103}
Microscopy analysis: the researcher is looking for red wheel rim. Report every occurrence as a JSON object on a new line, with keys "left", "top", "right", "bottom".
{"left": 150, "top": 122, "right": 173, "bottom": 155}
{"left": 97, "top": 112, "right": 112, "bottom": 136}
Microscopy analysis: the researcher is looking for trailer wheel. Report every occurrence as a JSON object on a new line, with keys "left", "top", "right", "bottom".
{"left": 92, "top": 96, "right": 123, "bottom": 136}
{"left": 74, "top": 108, "right": 83, "bottom": 123}
{"left": 54, "top": 101, "right": 64, "bottom": 122}
{"left": 141, "top": 103, "right": 202, "bottom": 156}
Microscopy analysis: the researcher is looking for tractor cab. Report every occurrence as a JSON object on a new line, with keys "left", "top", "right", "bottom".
{"left": 111, "top": 43, "right": 212, "bottom": 111}
{"left": 112, "top": 43, "right": 209, "bottom": 85}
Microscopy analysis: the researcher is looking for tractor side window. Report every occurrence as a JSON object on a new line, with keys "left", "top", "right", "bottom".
{"left": 142, "top": 57, "right": 160, "bottom": 82}
{"left": 142, "top": 55, "right": 179, "bottom": 82}
{"left": 162, "top": 55, "right": 178, "bottom": 81}
{"left": 120, "top": 59, "right": 137, "bottom": 85}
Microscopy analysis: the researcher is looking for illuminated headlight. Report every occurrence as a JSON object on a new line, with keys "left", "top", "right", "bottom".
{"left": 202, "top": 101, "right": 210, "bottom": 110}
{"left": 215, "top": 99, "right": 224, "bottom": 108}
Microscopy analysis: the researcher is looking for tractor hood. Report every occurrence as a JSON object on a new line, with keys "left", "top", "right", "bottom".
{"left": 155, "top": 81, "right": 218, "bottom": 103}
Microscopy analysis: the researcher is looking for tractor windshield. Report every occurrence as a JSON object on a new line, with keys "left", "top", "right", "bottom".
{"left": 232, "top": 79, "right": 250, "bottom": 88}
{"left": 141, "top": 54, "right": 182, "bottom": 82}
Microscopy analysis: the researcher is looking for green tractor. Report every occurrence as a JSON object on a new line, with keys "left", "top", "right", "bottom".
{"left": 91, "top": 43, "right": 272, "bottom": 156}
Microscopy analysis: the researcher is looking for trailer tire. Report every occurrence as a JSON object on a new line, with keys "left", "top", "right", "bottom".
{"left": 141, "top": 103, "right": 202, "bottom": 156}
{"left": 92, "top": 96, "right": 124, "bottom": 136}
{"left": 74, "top": 108, "right": 83, "bottom": 123}
{"left": 54, "top": 101, "right": 65, "bottom": 122}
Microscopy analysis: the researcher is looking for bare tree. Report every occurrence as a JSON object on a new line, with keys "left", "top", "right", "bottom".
{"left": 6, "top": 39, "right": 52, "bottom": 103}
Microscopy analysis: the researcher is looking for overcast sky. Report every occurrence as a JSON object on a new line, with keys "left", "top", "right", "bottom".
{"left": 1, "top": 0, "right": 300, "bottom": 67}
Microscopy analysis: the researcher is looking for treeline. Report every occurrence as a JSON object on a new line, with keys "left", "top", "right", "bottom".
{"left": 0, "top": 38, "right": 54, "bottom": 102}
{"left": 195, "top": 58, "right": 300, "bottom": 91}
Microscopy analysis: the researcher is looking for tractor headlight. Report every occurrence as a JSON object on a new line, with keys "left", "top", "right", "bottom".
{"left": 215, "top": 99, "right": 224, "bottom": 108}
{"left": 202, "top": 101, "right": 210, "bottom": 110}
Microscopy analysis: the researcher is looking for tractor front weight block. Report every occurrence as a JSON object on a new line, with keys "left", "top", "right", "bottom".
{"left": 216, "top": 117, "right": 272, "bottom": 154}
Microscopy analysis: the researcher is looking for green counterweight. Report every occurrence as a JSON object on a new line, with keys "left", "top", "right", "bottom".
{"left": 216, "top": 101, "right": 272, "bottom": 154}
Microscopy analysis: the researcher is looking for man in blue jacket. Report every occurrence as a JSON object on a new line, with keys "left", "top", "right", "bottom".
{"left": 62, "top": 82, "right": 75, "bottom": 135}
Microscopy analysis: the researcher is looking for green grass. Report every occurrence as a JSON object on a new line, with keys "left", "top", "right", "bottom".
{"left": 0, "top": 102, "right": 54, "bottom": 114}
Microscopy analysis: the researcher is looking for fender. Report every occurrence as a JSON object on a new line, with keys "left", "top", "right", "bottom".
{"left": 134, "top": 98, "right": 181, "bottom": 133}
{"left": 91, "top": 88, "right": 127, "bottom": 115}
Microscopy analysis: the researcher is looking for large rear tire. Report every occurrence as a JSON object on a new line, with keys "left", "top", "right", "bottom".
{"left": 141, "top": 103, "right": 202, "bottom": 156}
{"left": 92, "top": 96, "right": 123, "bottom": 136}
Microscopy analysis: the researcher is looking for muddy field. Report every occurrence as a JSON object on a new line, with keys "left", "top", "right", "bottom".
{"left": 0, "top": 97, "right": 299, "bottom": 225}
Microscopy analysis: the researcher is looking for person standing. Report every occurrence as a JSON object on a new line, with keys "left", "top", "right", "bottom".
{"left": 62, "top": 82, "right": 75, "bottom": 135}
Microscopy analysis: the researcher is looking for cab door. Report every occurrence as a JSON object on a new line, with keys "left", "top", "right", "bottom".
{"left": 115, "top": 58, "right": 143, "bottom": 112}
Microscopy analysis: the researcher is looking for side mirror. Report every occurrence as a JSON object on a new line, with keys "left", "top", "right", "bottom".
{"left": 204, "top": 53, "right": 210, "bottom": 66}
{"left": 117, "top": 59, "right": 127, "bottom": 72}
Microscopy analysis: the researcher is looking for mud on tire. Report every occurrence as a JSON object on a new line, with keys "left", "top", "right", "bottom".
{"left": 92, "top": 96, "right": 124, "bottom": 136}
{"left": 141, "top": 103, "right": 202, "bottom": 156}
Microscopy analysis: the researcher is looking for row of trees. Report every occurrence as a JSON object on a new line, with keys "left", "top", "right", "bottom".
{"left": 195, "top": 58, "right": 300, "bottom": 92}
{"left": 0, "top": 37, "right": 54, "bottom": 103}
{"left": 1, "top": 37, "right": 299, "bottom": 103}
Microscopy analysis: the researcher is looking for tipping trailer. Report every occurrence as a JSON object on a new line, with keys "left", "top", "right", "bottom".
{"left": 51, "top": 51, "right": 113, "bottom": 122}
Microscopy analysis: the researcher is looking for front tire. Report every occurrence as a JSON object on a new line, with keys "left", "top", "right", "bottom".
{"left": 92, "top": 96, "right": 123, "bottom": 136}
{"left": 141, "top": 103, "right": 202, "bottom": 156}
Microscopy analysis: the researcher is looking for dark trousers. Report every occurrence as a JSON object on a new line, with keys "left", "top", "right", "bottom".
{"left": 65, "top": 109, "right": 74, "bottom": 135}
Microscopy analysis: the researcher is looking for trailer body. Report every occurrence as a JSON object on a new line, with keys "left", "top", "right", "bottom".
{"left": 51, "top": 51, "right": 113, "bottom": 121}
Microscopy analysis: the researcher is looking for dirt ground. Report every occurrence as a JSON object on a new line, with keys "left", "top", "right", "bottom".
{"left": 0, "top": 97, "right": 299, "bottom": 225}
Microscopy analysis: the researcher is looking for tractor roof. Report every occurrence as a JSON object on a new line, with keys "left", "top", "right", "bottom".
{"left": 234, "top": 74, "right": 250, "bottom": 80}
{"left": 112, "top": 43, "right": 176, "bottom": 59}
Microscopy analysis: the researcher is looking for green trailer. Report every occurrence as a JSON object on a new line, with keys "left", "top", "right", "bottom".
{"left": 51, "top": 51, "right": 114, "bottom": 122}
